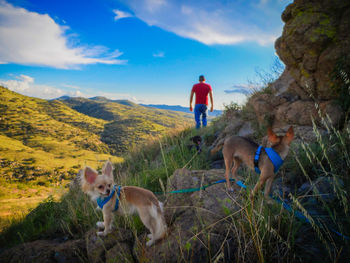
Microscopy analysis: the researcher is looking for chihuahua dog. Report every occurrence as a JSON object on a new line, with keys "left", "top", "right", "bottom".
{"left": 211, "top": 127, "right": 294, "bottom": 200}
{"left": 81, "top": 161, "right": 167, "bottom": 247}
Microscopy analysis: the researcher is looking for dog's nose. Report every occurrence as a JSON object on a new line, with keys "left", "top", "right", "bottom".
{"left": 106, "top": 189, "right": 110, "bottom": 195}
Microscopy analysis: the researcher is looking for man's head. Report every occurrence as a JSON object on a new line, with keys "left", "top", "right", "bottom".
{"left": 199, "top": 75, "right": 205, "bottom": 82}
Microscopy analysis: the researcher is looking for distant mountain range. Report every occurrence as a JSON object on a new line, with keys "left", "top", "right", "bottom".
{"left": 140, "top": 104, "right": 222, "bottom": 117}
{"left": 54, "top": 96, "right": 223, "bottom": 117}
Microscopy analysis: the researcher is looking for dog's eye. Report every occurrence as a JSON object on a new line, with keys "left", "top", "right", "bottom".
{"left": 108, "top": 184, "right": 111, "bottom": 187}
{"left": 98, "top": 185, "right": 103, "bottom": 189}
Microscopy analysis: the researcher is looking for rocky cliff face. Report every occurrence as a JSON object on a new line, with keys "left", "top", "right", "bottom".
{"left": 275, "top": 0, "right": 350, "bottom": 100}
{"left": 246, "top": 0, "right": 350, "bottom": 134}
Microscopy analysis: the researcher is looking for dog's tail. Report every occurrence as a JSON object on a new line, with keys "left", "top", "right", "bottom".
{"left": 210, "top": 139, "right": 225, "bottom": 155}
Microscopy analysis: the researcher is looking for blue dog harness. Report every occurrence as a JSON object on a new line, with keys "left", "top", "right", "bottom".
{"left": 254, "top": 146, "right": 284, "bottom": 174}
{"left": 96, "top": 185, "right": 121, "bottom": 211}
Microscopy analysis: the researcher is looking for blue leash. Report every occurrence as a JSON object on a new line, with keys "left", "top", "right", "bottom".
{"left": 158, "top": 177, "right": 349, "bottom": 241}
{"left": 272, "top": 195, "right": 350, "bottom": 241}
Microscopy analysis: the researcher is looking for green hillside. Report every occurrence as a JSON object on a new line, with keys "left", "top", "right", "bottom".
{"left": 57, "top": 96, "right": 193, "bottom": 153}
{"left": 0, "top": 86, "right": 192, "bottom": 227}
{"left": 0, "top": 86, "right": 122, "bottom": 225}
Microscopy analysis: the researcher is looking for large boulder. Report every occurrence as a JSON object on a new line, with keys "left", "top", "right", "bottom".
{"left": 244, "top": 0, "right": 349, "bottom": 133}
{"left": 275, "top": 0, "right": 350, "bottom": 100}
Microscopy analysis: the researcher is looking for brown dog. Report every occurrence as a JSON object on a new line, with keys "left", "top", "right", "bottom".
{"left": 81, "top": 161, "right": 167, "bottom": 246}
{"left": 211, "top": 127, "right": 294, "bottom": 199}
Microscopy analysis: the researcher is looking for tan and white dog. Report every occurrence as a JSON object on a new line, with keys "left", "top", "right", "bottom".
{"left": 81, "top": 161, "right": 167, "bottom": 246}
{"left": 211, "top": 127, "right": 294, "bottom": 200}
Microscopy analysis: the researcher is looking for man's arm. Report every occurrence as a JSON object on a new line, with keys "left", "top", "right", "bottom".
{"left": 209, "top": 90, "right": 214, "bottom": 112}
{"left": 189, "top": 90, "right": 194, "bottom": 111}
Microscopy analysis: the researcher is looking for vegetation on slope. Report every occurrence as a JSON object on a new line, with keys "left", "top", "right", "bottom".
{"left": 57, "top": 96, "right": 193, "bottom": 153}
{"left": 1, "top": 109, "right": 349, "bottom": 261}
{"left": 0, "top": 86, "right": 192, "bottom": 230}
{"left": 0, "top": 87, "right": 121, "bottom": 226}
{"left": 0, "top": 126, "right": 209, "bottom": 248}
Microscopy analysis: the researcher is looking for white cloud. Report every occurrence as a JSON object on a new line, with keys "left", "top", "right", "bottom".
{"left": 113, "top": 9, "right": 133, "bottom": 21}
{"left": 145, "top": 0, "right": 166, "bottom": 12}
{"left": 117, "top": 0, "right": 291, "bottom": 45}
{"left": 0, "top": 74, "right": 142, "bottom": 102}
{"left": 0, "top": 75, "right": 77, "bottom": 99}
{"left": 181, "top": 5, "right": 193, "bottom": 15}
{"left": 0, "top": 1, "right": 127, "bottom": 68}
{"left": 62, "top": 84, "right": 81, "bottom": 90}
{"left": 153, "top": 51, "right": 164, "bottom": 58}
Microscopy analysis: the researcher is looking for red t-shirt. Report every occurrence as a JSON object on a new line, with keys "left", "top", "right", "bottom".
{"left": 192, "top": 83, "right": 212, "bottom": 105}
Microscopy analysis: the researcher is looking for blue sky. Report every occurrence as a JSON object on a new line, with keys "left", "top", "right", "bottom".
{"left": 0, "top": 0, "right": 291, "bottom": 109}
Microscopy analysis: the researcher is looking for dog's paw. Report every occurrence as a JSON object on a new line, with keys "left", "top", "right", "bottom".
{"left": 147, "top": 233, "right": 153, "bottom": 239}
{"left": 97, "top": 231, "right": 106, "bottom": 237}
{"left": 96, "top": 221, "right": 104, "bottom": 229}
{"left": 226, "top": 187, "right": 234, "bottom": 193}
{"left": 146, "top": 239, "right": 154, "bottom": 247}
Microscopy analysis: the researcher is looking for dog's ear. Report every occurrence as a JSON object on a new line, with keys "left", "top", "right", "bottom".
{"left": 267, "top": 128, "right": 279, "bottom": 143}
{"left": 102, "top": 161, "right": 114, "bottom": 178}
{"left": 285, "top": 126, "right": 294, "bottom": 144}
{"left": 84, "top": 167, "right": 98, "bottom": 184}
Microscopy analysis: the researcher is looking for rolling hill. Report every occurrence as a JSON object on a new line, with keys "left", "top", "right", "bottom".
{"left": 0, "top": 86, "right": 123, "bottom": 224}
{"left": 56, "top": 96, "right": 193, "bottom": 153}
{"left": 0, "top": 87, "right": 192, "bottom": 225}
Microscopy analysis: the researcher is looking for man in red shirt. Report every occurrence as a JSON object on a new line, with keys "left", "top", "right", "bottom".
{"left": 189, "top": 75, "right": 214, "bottom": 129}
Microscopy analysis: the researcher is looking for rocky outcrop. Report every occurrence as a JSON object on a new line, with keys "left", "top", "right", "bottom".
{"left": 245, "top": 0, "right": 349, "bottom": 133}
{"left": 275, "top": 0, "right": 350, "bottom": 100}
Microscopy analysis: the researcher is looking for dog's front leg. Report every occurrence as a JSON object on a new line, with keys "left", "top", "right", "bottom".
{"left": 97, "top": 210, "right": 113, "bottom": 236}
{"left": 263, "top": 177, "right": 274, "bottom": 204}
{"left": 224, "top": 156, "right": 233, "bottom": 190}
{"left": 251, "top": 173, "right": 269, "bottom": 198}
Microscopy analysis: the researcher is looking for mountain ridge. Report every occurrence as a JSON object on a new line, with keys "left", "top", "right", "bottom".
{"left": 55, "top": 96, "right": 222, "bottom": 116}
{"left": 141, "top": 103, "right": 222, "bottom": 116}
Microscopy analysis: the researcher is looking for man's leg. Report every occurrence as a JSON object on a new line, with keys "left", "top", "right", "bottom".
{"left": 194, "top": 104, "right": 201, "bottom": 129}
{"left": 201, "top": 105, "right": 208, "bottom": 127}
